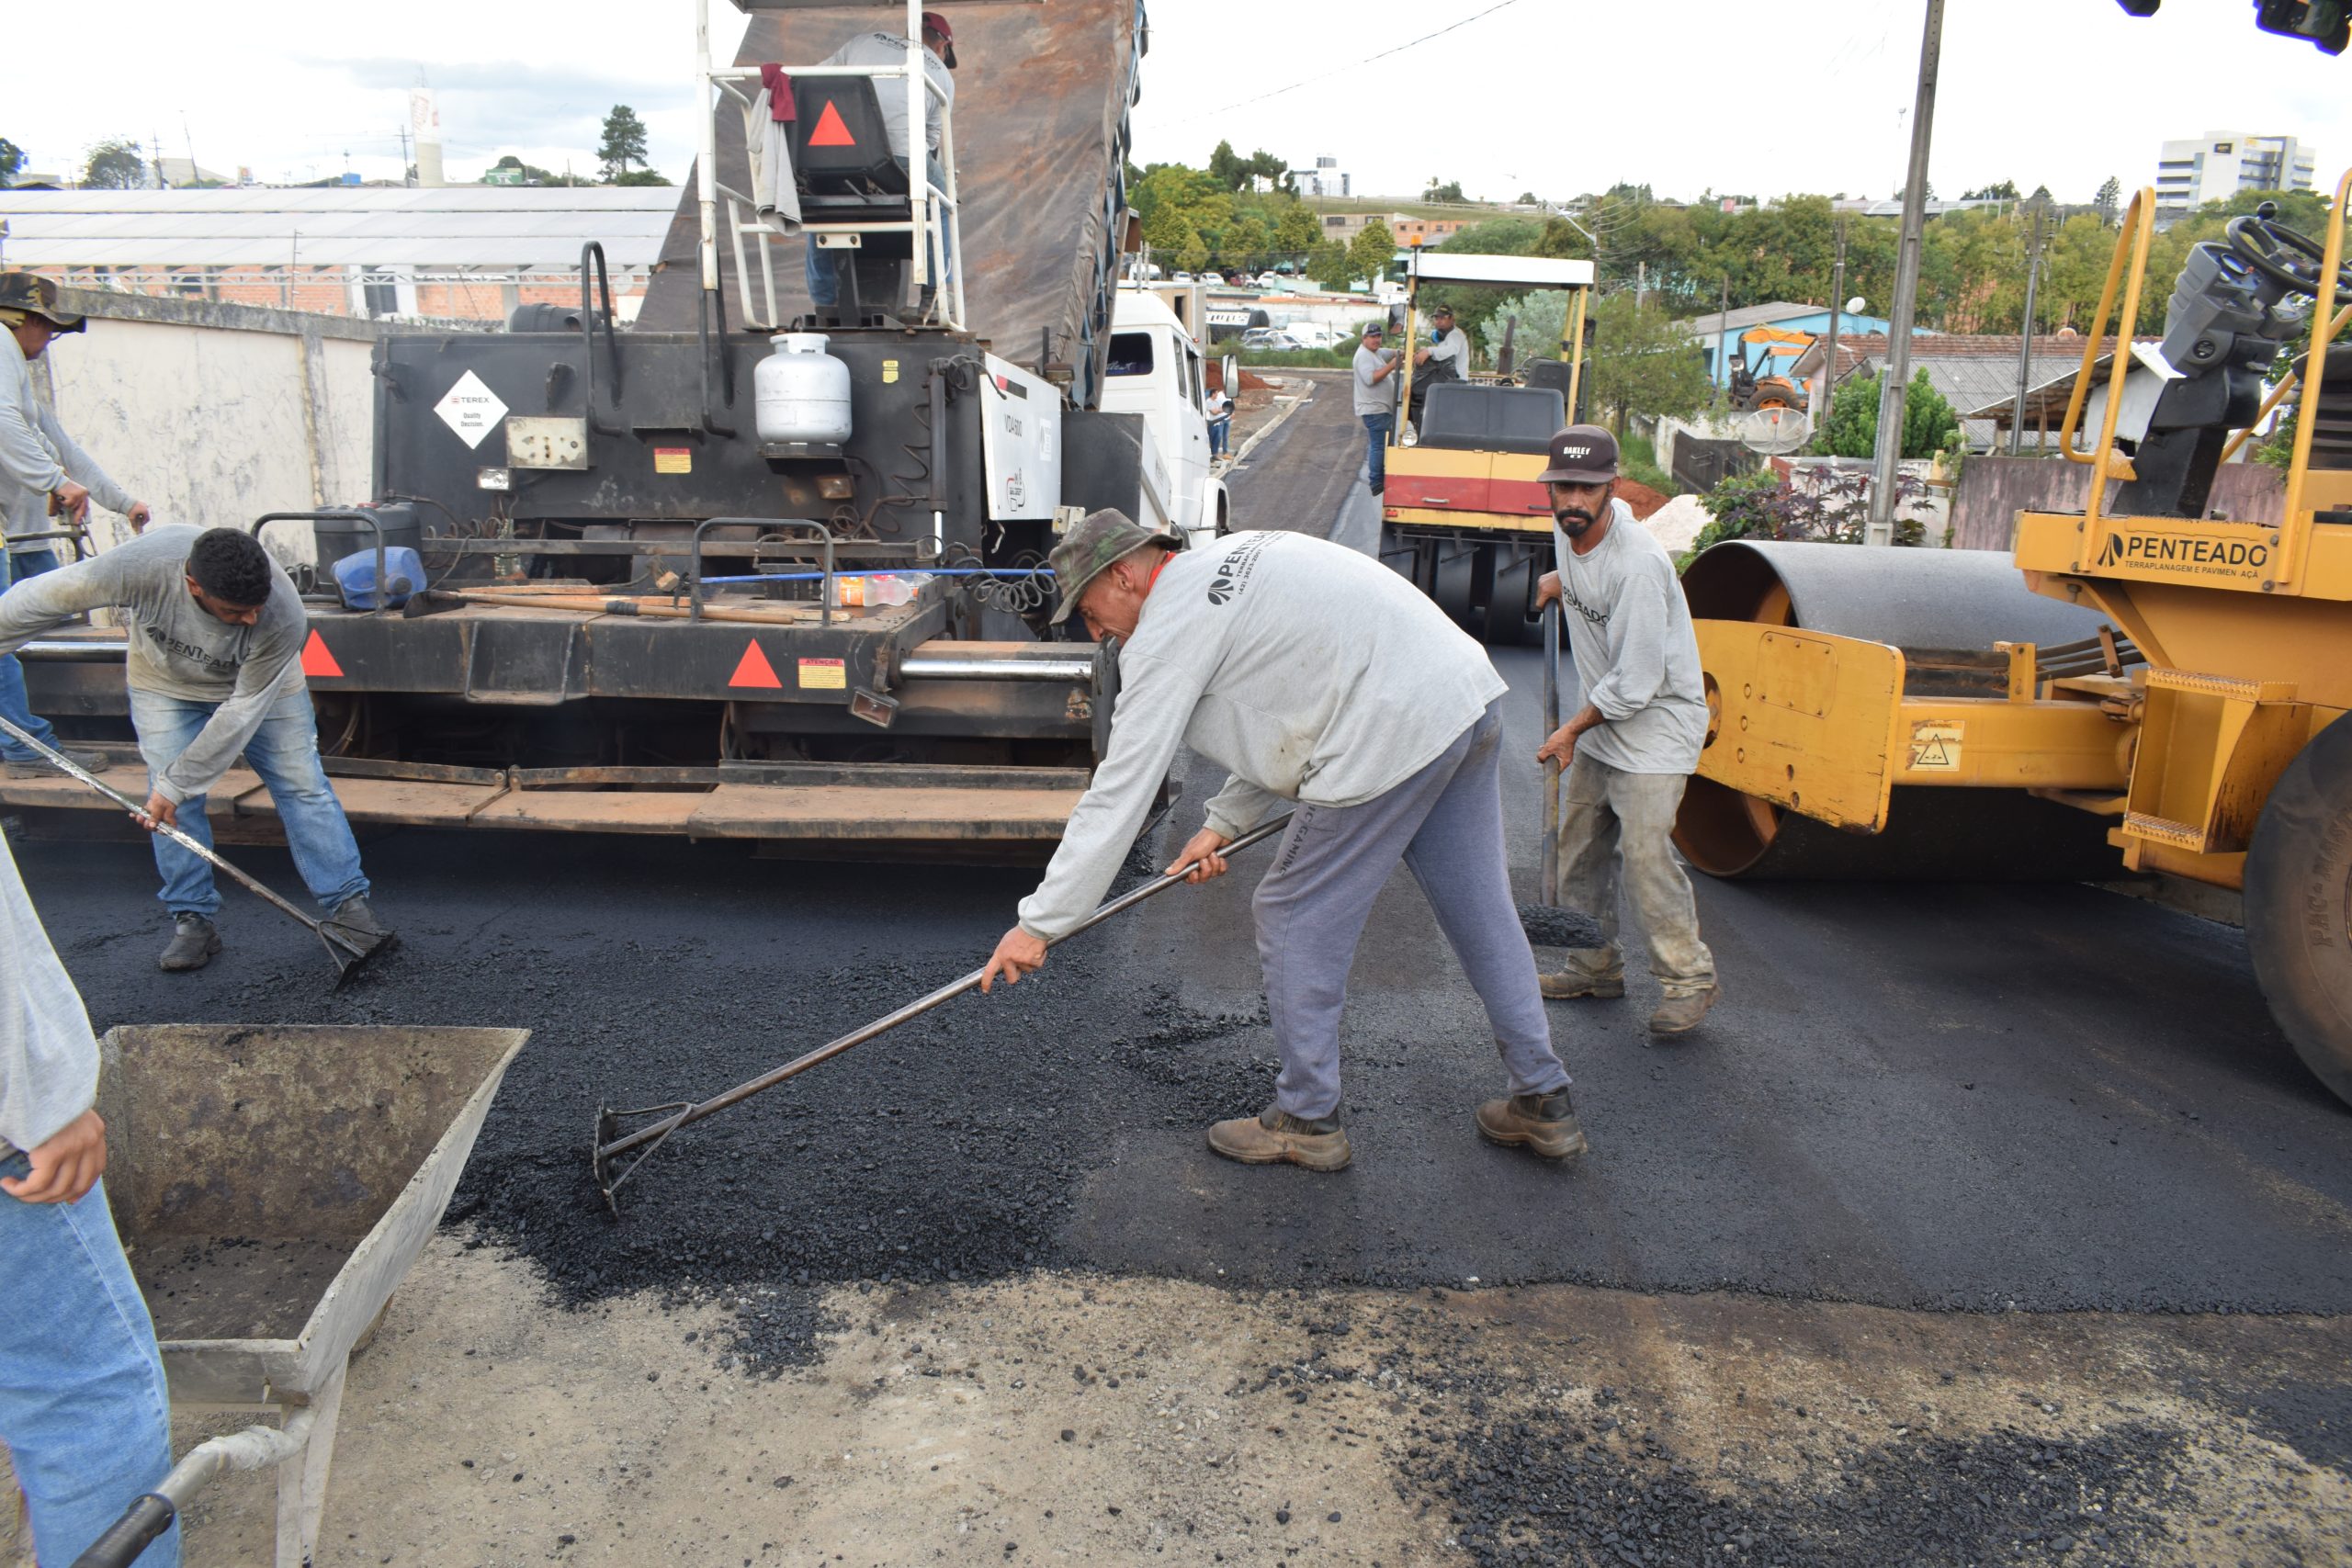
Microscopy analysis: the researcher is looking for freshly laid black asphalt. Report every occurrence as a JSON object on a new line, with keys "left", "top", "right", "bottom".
{"left": 17, "top": 372, "right": 2352, "bottom": 1366}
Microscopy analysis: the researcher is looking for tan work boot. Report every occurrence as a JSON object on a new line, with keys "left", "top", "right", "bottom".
{"left": 1206, "top": 1105, "right": 1351, "bottom": 1172}
{"left": 1649, "top": 984, "right": 1720, "bottom": 1036}
{"left": 1476, "top": 1087, "right": 1588, "bottom": 1158}
{"left": 1538, "top": 968, "right": 1625, "bottom": 1000}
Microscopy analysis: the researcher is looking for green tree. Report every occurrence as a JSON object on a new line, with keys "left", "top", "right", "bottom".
{"left": 1178, "top": 233, "right": 1211, "bottom": 275}
{"left": 81, "top": 137, "right": 148, "bottom": 189}
{"left": 1960, "top": 180, "right": 2021, "bottom": 201}
{"left": 598, "top": 105, "right": 650, "bottom": 179}
{"left": 1206, "top": 141, "right": 1287, "bottom": 193}
{"left": 1307, "top": 240, "right": 1352, "bottom": 292}
{"left": 2094, "top": 176, "right": 2121, "bottom": 224}
{"left": 1346, "top": 220, "right": 1396, "bottom": 291}
{"left": 612, "top": 167, "right": 673, "bottom": 186}
{"left": 1515, "top": 190, "right": 1539, "bottom": 205}
{"left": 1815, "top": 367, "right": 1956, "bottom": 459}
{"left": 1272, "top": 203, "right": 1320, "bottom": 257}
{"left": 0, "top": 137, "right": 24, "bottom": 186}
{"left": 1424, "top": 177, "right": 1466, "bottom": 203}
{"left": 1584, "top": 294, "right": 1713, "bottom": 434}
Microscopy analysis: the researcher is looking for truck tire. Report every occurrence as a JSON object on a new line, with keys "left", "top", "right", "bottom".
{"left": 2245, "top": 712, "right": 2352, "bottom": 1108}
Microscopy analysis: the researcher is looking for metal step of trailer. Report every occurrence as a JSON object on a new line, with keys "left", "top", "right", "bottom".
{"left": 0, "top": 760, "right": 1087, "bottom": 842}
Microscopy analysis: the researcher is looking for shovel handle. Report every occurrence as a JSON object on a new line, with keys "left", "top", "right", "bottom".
{"left": 0, "top": 715, "right": 325, "bottom": 933}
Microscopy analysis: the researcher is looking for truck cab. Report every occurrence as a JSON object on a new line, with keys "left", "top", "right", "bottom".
{"left": 1102, "top": 286, "right": 1230, "bottom": 546}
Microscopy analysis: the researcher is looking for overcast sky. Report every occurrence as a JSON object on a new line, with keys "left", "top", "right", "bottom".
{"left": 5, "top": 1, "right": 2346, "bottom": 204}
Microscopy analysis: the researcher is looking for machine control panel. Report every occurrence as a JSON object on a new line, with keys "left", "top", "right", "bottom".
{"left": 505, "top": 417, "right": 592, "bottom": 470}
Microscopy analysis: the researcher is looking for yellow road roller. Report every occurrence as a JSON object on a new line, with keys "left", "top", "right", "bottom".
{"left": 1676, "top": 179, "right": 2352, "bottom": 1104}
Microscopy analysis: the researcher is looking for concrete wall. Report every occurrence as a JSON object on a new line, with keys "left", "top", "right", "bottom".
{"left": 1950, "top": 456, "right": 2285, "bottom": 552}
{"left": 29, "top": 288, "right": 469, "bottom": 563}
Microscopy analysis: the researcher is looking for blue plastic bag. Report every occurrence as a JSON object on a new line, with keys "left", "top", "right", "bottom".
{"left": 333, "top": 545, "right": 426, "bottom": 610}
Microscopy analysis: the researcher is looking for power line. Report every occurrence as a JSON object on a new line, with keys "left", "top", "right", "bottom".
{"left": 1172, "top": 0, "right": 1529, "bottom": 125}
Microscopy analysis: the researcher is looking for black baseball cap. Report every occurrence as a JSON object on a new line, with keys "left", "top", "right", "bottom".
{"left": 1536, "top": 424, "right": 1620, "bottom": 485}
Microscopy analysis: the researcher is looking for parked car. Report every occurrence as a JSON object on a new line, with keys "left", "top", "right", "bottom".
{"left": 1239, "top": 327, "right": 1304, "bottom": 351}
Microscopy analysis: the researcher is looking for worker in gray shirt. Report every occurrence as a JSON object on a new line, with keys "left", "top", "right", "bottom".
{"left": 0, "top": 525, "right": 388, "bottom": 973}
{"left": 979, "top": 510, "right": 1583, "bottom": 1170}
{"left": 0, "top": 830, "right": 180, "bottom": 1566}
{"left": 804, "top": 11, "right": 959, "bottom": 314}
{"left": 1532, "top": 425, "right": 1719, "bottom": 1034}
{"left": 1352, "top": 322, "right": 1404, "bottom": 495}
{"left": 0, "top": 273, "right": 151, "bottom": 778}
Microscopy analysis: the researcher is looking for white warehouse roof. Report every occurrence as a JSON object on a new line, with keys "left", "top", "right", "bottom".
{"left": 0, "top": 187, "right": 679, "bottom": 271}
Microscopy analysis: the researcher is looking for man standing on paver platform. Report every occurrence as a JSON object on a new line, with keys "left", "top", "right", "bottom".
{"left": 1532, "top": 424, "right": 1720, "bottom": 1034}
{"left": 1351, "top": 323, "right": 1403, "bottom": 495}
{"left": 978, "top": 509, "right": 1584, "bottom": 1170}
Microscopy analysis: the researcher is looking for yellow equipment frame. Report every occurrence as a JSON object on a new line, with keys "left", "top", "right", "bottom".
{"left": 1693, "top": 175, "right": 2352, "bottom": 892}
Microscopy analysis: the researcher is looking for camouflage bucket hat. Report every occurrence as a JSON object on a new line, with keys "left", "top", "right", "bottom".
{"left": 0, "top": 273, "right": 85, "bottom": 333}
{"left": 1046, "top": 508, "right": 1180, "bottom": 626}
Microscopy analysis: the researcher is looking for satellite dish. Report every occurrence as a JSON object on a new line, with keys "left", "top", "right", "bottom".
{"left": 1740, "top": 406, "right": 1813, "bottom": 455}
{"left": 1845, "top": 295, "right": 1867, "bottom": 314}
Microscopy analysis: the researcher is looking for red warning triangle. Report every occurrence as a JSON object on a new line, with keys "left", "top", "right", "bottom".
{"left": 300, "top": 629, "right": 345, "bottom": 679}
{"left": 729, "top": 639, "right": 783, "bottom": 689}
{"left": 808, "top": 99, "right": 855, "bottom": 147}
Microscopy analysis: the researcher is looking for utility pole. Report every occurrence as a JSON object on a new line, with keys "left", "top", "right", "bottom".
{"left": 399, "top": 122, "right": 414, "bottom": 187}
{"left": 1716, "top": 275, "right": 1731, "bottom": 404}
{"left": 1866, "top": 0, "right": 1946, "bottom": 547}
{"left": 1820, "top": 221, "right": 1849, "bottom": 433}
{"left": 2007, "top": 201, "right": 2047, "bottom": 457}
{"left": 1636, "top": 260, "right": 1647, "bottom": 311}
{"left": 151, "top": 131, "right": 166, "bottom": 189}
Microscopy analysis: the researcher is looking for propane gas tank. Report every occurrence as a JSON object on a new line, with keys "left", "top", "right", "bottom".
{"left": 754, "top": 333, "right": 853, "bottom": 445}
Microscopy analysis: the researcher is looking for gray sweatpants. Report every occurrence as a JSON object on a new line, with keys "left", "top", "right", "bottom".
{"left": 1254, "top": 699, "right": 1571, "bottom": 1121}
{"left": 1552, "top": 753, "right": 1717, "bottom": 998}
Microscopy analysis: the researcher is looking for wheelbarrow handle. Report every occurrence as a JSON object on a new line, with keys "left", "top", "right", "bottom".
{"left": 69, "top": 1495, "right": 177, "bottom": 1568}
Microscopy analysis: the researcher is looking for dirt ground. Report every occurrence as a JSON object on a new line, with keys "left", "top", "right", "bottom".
{"left": 12, "top": 1233, "right": 2341, "bottom": 1568}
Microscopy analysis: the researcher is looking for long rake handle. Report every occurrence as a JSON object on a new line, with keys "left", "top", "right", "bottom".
{"left": 601, "top": 810, "right": 1297, "bottom": 1163}
{"left": 0, "top": 714, "right": 329, "bottom": 937}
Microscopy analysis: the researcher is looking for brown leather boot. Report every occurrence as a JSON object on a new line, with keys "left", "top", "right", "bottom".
{"left": 1206, "top": 1105, "right": 1351, "bottom": 1171}
{"left": 1476, "top": 1087, "right": 1588, "bottom": 1158}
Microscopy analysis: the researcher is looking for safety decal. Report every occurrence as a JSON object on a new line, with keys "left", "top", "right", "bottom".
{"left": 797, "top": 657, "right": 847, "bottom": 690}
{"left": 729, "top": 640, "right": 783, "bottom": 690}
{"left": 1907, "top": 719, "right": 1963, "bottom": 773}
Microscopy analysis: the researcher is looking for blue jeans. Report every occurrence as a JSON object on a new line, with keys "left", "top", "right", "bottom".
{"left": 1209, "top": 415, "right": 1231, "bottom": 457}
{"left": 130, "top": 684, "right": 369, "bottom": 920}
{"left": 0, "top": 547, "right": 68, "bottom": 764}
{"left": 0, "top": 1154, "right": 180, "bottom": 1567}
{"left": 804, "top": 156, "right": 953, "bottom": 309}
{"left": 1361, "top": 412, "right": 1393, "bottom": 491}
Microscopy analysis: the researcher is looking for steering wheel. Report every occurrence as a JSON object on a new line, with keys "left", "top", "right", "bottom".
{"left": 2225, "top": 206, "right": 2352, "bottom": 297}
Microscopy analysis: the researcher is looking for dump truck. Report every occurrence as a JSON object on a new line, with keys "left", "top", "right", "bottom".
{"left": 14, "top": 0, "right": 1220, "bottom": 853}
{"left": 1378, "top": 252, "right": 1594, "bottom": 643}
{"left": 1674, "top": 179, "right": 2352, "bottom": 1106}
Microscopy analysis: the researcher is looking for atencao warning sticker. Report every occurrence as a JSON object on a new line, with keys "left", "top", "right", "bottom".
{"left": 1907, "top": 719, "right": 1963, "bottom": 773}
{"left": 653, "top": 446, "right": 692, "bottom": 475}
{"left": 797, "top": 657, "right": 847, "bottom": 690}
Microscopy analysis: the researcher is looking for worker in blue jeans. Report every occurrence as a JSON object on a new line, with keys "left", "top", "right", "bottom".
{"left": 1351, "top": 323, "right": 1402, "bottom": 495}
{"left": 0, "top": 526, "right": 386, "bottom": 973}
{"left": 0, "top": 831, "right": 180, "bottom": 1567}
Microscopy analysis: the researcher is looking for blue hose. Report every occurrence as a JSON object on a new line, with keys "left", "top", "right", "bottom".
{"left": 694, "top": 568, "right": 1054, "bottom": 585}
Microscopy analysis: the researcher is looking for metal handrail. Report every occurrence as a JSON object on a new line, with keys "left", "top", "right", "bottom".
{"left": 252, "top": 509, "right": 388, "bottom": 617}
{"left": 689, "top": 518, "right": 835, "bottom": 626}
{"left": 2057, "top": 186, "right": 2156, "bottom": 573}
{"left": 2275, "top": 165, "right": 2352, "bottom": 596}
{"left": 579, "top": 241, "right": 625, "bottom": 436}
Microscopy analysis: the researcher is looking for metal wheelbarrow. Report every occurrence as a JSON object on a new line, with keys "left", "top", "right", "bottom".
{"left": 68, "top": 1024, "right": 529, "bottom": 1568}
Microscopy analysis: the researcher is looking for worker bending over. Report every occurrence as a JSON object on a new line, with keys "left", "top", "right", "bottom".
{"left": 0, "top": 272, "right": 151, "bottom": 778}
{"left": 980, "top": 510, "right": 1582, "bottom": 1169}
{"left": 1533, "top": 426, "right": 1720, "bottom": 1033}
{"left": 0, "top": 525, "right": 389, "bottom": 973}
{"left": 0, "top": 830, "right": 179, "bottom": 1566}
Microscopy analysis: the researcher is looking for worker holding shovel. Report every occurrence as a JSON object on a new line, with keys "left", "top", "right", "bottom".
{"left": 979, "top": 510, "right": 1583, "bottom": 1171}
{"left": 0, "top": 525, "right": 390, "bottom": 973}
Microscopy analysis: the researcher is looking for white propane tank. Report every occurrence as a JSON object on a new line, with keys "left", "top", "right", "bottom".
{"left": 754, "top": 333, "right": 853, "bottom": 445}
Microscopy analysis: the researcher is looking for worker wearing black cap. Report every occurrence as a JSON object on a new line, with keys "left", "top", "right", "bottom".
{"left": 1532, "top": 425, "right": 1720, "bottom": 1035}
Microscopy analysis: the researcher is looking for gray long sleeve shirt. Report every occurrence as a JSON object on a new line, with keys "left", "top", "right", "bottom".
{"left": 1015, "top": 530, "right": 1506, "bottom": 940}
{"left": 1352, "top": 343, "right": 1400, "bottom": 416}
{"left": 0, "top": 525, "right": 308, "bottom": 803}
{"left": 1, "top": 332, "right": 136, "bottom": 555}
{"left": 0, "top": 833, "right": 102, "bottom": 1161}
{"left": 1552, "top": 499, "right": 1708, "bottom": 774}
{"left": 821, "top": 32, "right": 954, "bottom": 162}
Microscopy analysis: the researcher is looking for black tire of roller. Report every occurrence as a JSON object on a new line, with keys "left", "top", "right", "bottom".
{"left": 2244, "top": 713, "right": 2352, "bottom": 1109}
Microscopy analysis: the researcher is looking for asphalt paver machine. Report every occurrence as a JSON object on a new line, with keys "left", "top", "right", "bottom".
{"left": 16, "top": 0, "right": 1181, "bottom": 854}
{"left": 1676, "top": 178, "right": 2352, "bottom": 1105}
{"left": 1379, "top": 252, "right": 1595, "bottom": 644}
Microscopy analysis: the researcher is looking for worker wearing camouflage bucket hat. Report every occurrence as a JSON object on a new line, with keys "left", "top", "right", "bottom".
{"left": 978, "top": 509, "right": 1585, "bottom": 1171}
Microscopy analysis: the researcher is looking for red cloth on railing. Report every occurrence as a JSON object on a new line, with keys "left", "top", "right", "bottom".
{"left": 759, "top": 64, "right": 796, "bottom": 121}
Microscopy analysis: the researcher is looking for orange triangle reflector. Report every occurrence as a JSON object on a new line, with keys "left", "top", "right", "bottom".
{"left": 300, "top": 629, "right": 345, "bottom": 679}
{"left": 808, "top": 99, "right": 855, "bottom": 147}
{"left": 729, "top": 639, "right": 783, "bottom": 689}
